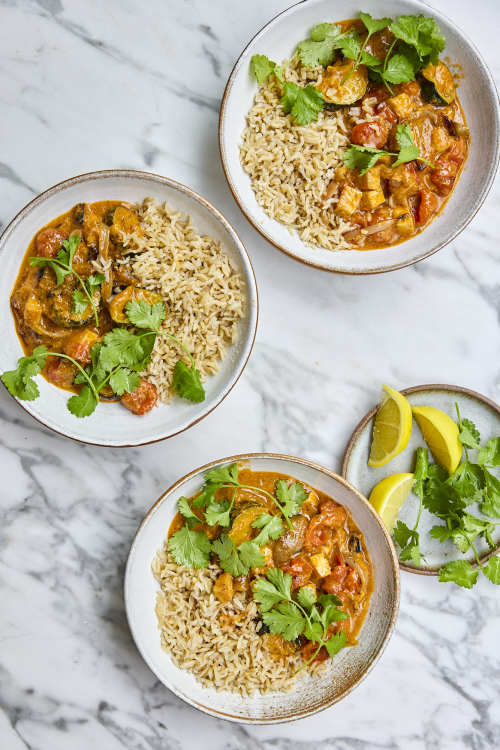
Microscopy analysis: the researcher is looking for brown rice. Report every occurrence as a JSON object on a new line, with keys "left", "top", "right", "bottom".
{"left": 240, "top": 58, "right": 355, "bottom": 251}
{"left": 152, "top": 548, "right": 326, "bottom": 695}
{"left": 127, "top": 198, "right": 245, "bottom": 403}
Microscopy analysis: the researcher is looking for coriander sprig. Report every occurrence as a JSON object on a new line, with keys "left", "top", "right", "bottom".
{"left": 344, "top": 124, "right": 434, "bottom": 175}
{"left": 30, "top": 235, "right": 103, "bottom": 327}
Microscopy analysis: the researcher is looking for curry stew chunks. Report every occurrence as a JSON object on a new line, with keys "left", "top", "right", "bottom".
{"left": 326, "top": 20, "right": 469, "bottom": 248}
{"left": 169, "top": 469, "right": 373, "bottom": 663}
{"left": 11, "top": 201, "right": 158, "bottom": 415}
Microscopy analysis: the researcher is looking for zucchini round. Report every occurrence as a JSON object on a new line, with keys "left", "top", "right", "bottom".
{"left": 420, "top": 61, "right": 455, "bottom": 105}
{"left": 318, "top": 61, "right": 368, "bottom": 106}
{"left": 44, "top": 282, "right": 100, "bottom": 329}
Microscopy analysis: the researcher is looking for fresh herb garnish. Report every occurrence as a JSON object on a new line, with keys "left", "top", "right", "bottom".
{"left": 249, "top": 54, "right": 284, "bottom": 84}
{"left": 168, "top": 524, "right": 212, "bottom": 569}
{"left": 295, "top": 23, "right": 345, "bottom": 68}
{"left": 281, "top": 81, "right": 325, "bottom": 126}
{"left": 393, "top": 447, "right": 428, "bottom": 566}
{"left": 253, "top": 569, "right": 348, "bottom": 667}
{"left": 1, "top": 300, "right": 205, "bottom": 418}
{"left": 344, "top": 124, "right": 434, "bottom": 175}
{"left": 30, "top": 235, "right": 103, "bottom": 327}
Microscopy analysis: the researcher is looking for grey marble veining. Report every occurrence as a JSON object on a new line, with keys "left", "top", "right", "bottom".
{"left": 0, "top": 0, "right": 499, "bottom": 748}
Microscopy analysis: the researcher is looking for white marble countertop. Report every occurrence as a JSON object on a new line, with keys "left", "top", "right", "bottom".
{"left": 1, "top": 0, "right": 499, "bottom": 747}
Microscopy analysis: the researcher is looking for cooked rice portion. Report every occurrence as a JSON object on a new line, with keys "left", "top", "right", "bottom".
{"left": 129, "top": 198, "right": 244, "bottom": 403}
{"left": 240, "top": 59, "right": 354, "bottom": 251}
{"left": 152, "top": 548, "right": 323, "bottom": 695}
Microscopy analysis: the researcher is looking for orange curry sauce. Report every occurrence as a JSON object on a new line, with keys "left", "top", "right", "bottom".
{"left": 168, "top": 468, "right": 374, "bottom": 662}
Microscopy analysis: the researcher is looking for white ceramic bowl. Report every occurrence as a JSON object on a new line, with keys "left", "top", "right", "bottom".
{"left": 219, "top": 0, "right": 500, "bottom": 274}
{"left": 0, "top": 170, "right": 258, "bottom": 446}
{"left": 125, "top": 453, "right": 400, "bottom": 724}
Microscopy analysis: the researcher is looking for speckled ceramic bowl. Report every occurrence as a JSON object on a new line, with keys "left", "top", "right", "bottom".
{"left": 0, "top": 170, "right": 258, "bottom": 446}
{"left": 219, "top": 0, "right": 500, "bottom": 274}
{"left": 342, "top": 384, "right": 500, "bottom": 574}
{"left": 125, "top": 453, "right": 400, "bottom": 724}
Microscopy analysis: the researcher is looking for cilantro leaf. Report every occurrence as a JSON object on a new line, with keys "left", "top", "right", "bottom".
{"left": 168, "top": 525, "right": 211, "bottom": 569}
{"left": 389, "top": 15, "right": 445, "bottom": 66}
{"left": 1, "top": 345, "right": 48, "bottom": 401}
{"left": 264, "top": 568, "right": 293, "bottom": 602}
{"left": 72, "top": 289, "right": 89, "bottom": 316}
{"left": 251, "top": 513, "right": 284, "bottom": 546}
{"left": 382, "top": 53, "right": 416, "bottom": 84}
{"left": 212, "top": 534, "right": 245, "bottom": 576}
{"left": 478, "top": 438, "right": 500, "bottom": 467}
{"left": 66, "top": 385, "right": 98, "bottom": 418}
{"left": 29, "top": 255, "right": 71, "bottom": 286}
{"left": 343, "top": 145, "right": 387, "bottom": 175}
{"left": 393, "top": 125, "right": 432, "bottom": 168}
{"left": 338, "top": 29, "right": 362, "bottom": 61}
{"left": 204, "top": 462, "right": 239, "bottom": 486}
{"left": 238, "top": 541, "right": 265, "bottom": 570}
{"left": 324, "top": 631, "right": 347, "bottom": 657}
{"left": 447, "top": 460, "right": 484, "bottom": 502}
{"left": 429, "top": 525, "right": 452, "bottom": 543}
{"left": 249, "top": 54, "right": 282, "bottom": 84}
{"left": 296, "top": 22, "right": 343, "bottom": 67}
{"left": 262, "top": 601, "right": 306, "bottom": 641}
{"left": 438, "top": 560, "right": 478, "bottom": 589}
{"left": 459, "top": 418, "right": 481, "bottom": 449}
{"left": 177, "top": 496, "right": 199, "bottom": 522}
{"left": 393, "top": 520, "right": 414, "bottom": 550}
{"left": 253, "top": 572, "right": 291, "bottom": 612}
{"left": 99, "top": 328, "right": 149, "bottom": 371}
{"left": 481, "top": 469, "right": 500, "bottom": 518}
{"left": 61, "top": 234, "right": 81, "bottom": 265}
{"left": 296, "top": 586, "right": 317, "bottom": 610}
{"left": 109, "top": 367, "right": 141, "bottom": 396}
{"left": 359, "top": 11, "right": 392, "bottom": 36}
{"left": 125, "top": 299, "right": 166, "bottom": 330}
{"left": 413, "top": 447, "right": 429, "bottom": 497}
{"left": 172, "top": 360, "right": 205, "bottom": 403}
{"left": 87, "top": 273, "right": 105, "bottom": 294}
{"left": 204, "top": 498, "right": 232, "bottom": 527}
{"left": 275, "top": 480, "right": 308, "bottom": 517}
{"left": 281, "top": 82, "right": 324, "bottom": 126}
{"left": 482, "top": 556, "right": 500, "bottom": 584}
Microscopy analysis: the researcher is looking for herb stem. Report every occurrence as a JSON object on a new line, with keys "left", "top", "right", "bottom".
{"left": 44, "top": 351, "right": 99, "bottom": 400}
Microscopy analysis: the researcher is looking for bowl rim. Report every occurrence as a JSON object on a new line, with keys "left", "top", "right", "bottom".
{"left": 218, "top": 0, "right": 500, "bottom": 275}
{"left": 0, "top": 168, "right": 259, "bottom": 448}
{"left": 341, "top": 383, "right": 500, "bottom": 575}
{"left": 124, "top": 451, "right": 401, "bottom": 724}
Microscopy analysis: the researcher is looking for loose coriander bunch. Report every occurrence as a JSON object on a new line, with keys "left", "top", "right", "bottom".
{"left": 393, "top": 405, "right": 500, "bottom": 589}
{"left": 253, "top": 569, "right": 348, "bottom": 668}
{"left": 1, "top": 300, "right": 205, "bottom": 418}
{"left": 167, "top": 462, "right": 309, "bottom": 574}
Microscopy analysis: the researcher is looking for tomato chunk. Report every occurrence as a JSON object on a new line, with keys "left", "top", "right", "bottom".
{"left": 322, "top": 564, "right": 349, "bottom": 594}
{"left": 35, "top": 228, "right": 67, "bottom": 258}
{"left": 300, "top": 640, "right": 329, "bottom": 663}
{"left": 45, "top": 357, "right": 76, "bottom": 388}
{"left": 351, "top": 119, "right": 390, "bottom": 149}
{"left": 304, "top": 516, "right": 332, "bottom": 551}
{"left": 280, "top": 555, "right": 313, "bottom": 590}
{"left": 416, "top": 189, "right": 439, "bottom": 225}
{"left": 430, "top": 157, "right": 458, "bottom": 195}
{"left": 63, "top": 329, "right": 99, "bottom": 364}
{"left": 317, "top": 501, "right": 347, "bottom": 528}
{"left": 121, "top": 378, "right": 158, "bottom": 415}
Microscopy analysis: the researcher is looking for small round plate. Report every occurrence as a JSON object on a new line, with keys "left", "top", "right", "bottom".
{"left": 0, "top": 170, "right": 258, "bottom": 447}
{"left": 342, "top": 385, "right": 500, "bottom": 574}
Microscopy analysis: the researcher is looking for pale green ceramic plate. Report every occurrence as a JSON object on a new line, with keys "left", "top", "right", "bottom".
{"left": 342, "top": 385, "right": 500, "bottom": 574}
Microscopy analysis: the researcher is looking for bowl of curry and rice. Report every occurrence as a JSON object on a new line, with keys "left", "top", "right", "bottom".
{"left": 219, "top": 0, "right": 499, "bottom": 274}
{"left": 125, "top": 453, "right": 400, "bottom": 723}
{"left": 0, "top": 170, "right": 258, "bottom": 446}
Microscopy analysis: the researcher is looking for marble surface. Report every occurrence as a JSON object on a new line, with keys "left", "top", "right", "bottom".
{"left": 0, "top": 0, "right": 499, "bottom": 747}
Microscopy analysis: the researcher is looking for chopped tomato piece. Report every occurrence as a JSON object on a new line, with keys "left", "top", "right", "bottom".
{"left": 375, "top": 102, "right": 398, "bottom": 125}
{"left": 344, "top": 568, "right": 361, "bottom": 593}
{"left": 304, "top": 517, "right": 332, "bottom": 551}
{"left": 121, "top": 378, "right": 158, "bottom": 415}
{"left": 430, "top": 157, "right": 458, "bottom": 195}
{"left": 322, "top": 565, "right": 349, "bottom": 594}
{"left": 317, "top": 501, "right": 347, "bottom": 528}
{"left": 446, "top": 139, "right": 466, "bottom": 164}
{"left": 44, "top": 357, "right": 76, "bottom": 388}
{"left": 300, "top": 640, "right": 329, "bottom": 663}
{"left": 351, "top": 119, "right": 390, "bottom": 149}
{"left": 416, "top": 189, "right": 439, "bottom": 225}
{"left": 35, "top": 228, "right": 67, "bottom": 258}
{"left": 63, "top": 329, "right": 99, "bottom": 364}
{"left": 280, "top": 555, "right": 313, "bottom": 590}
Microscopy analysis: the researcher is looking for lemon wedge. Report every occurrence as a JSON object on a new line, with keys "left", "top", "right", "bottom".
{"left": 368, "top": 473, "right": 415, "bottom": 530}
{"left": 412, "top": 405, "right": 462, "bottom": 474}
{"left": 368, "top": 385, "right": 413, "bottom": 467}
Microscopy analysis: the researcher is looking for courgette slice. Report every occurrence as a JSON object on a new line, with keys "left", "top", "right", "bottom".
{"left": 420, "top": 61, "right": 455, "bottom": 105}
{"left": 318, "top": 61, "right": 368, "bottom": 106}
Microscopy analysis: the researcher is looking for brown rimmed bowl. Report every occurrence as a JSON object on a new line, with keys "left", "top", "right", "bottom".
{"left": 342, "top": 384, "right": 500, "bottom": 574}
{"left": 0, "top": 170, "right": 258, "bottom": 447}
{"left": 219, "top": 0, "right": 500, "bottom": 274}
{"left": 124, "top": 453, "right": 400, "bottom": 723}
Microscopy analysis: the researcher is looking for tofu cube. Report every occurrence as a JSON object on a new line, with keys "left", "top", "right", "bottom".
{"left": 356, "top": 166, "right": 381, "bottom": 191}
{"left": 301, "top": 491, "right": 320, "bottom": 516}
{"left": 361, "top": 188, "right": 386, "bottom": 209}
{"left": 309, "top": 553, "right": 331, "bottom": 578}
{"left": 335, "top": 185, "right": 362, "bottom": 218}
{"left": 393, "top": 205, "right": 415, "bottom": 235}
{"left": 334, "top": 165, "right": 350, "bottom": 182}
{"left": 387, "top": 92, "right": 414, "bottom": 119}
